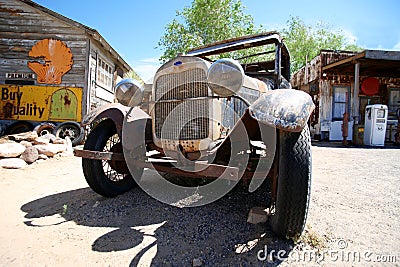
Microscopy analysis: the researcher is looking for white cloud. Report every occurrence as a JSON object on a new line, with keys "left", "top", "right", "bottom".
{"left": 342, "top": 29, "right": 358, "bottom": 45}
{"left": 139, "top": 58, "right": 160, "bottom": 64}
{"left": 393, "top": 41, "right": 400, "bottom": 50}
{"left": 132, "top": 58, "right": 161, "bottom": 83}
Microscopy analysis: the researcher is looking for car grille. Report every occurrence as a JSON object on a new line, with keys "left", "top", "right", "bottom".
{"left": 154, "top": 68, "right": 209, "bottom": 140}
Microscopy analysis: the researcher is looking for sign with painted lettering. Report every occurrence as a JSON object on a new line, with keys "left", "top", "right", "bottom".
{"left": 0, "top": 85, "right": 82, "bottom": 122}
{"left": 5, "top": 73, "right": 36, "bottom": 80}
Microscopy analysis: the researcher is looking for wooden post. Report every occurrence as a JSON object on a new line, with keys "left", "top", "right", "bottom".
{"left": 353, "top": 62, "right": 360, "bottom": 124}
{"left": 342, "top": 92, "right": 349, "bottom": 145}
{"left": 352, "top": 62, "right": 360, "bottom": 143}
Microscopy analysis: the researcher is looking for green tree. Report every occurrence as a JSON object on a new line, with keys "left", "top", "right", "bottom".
{"left": 157, "top": 0, "right": 262, "bottom": 63}
{"left": 282, "top": 16, "right": 363, "bottom": 72}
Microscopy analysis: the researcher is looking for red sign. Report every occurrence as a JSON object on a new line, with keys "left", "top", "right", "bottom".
{"left": 361, "top": 77, "right": 379, "bottom": 96}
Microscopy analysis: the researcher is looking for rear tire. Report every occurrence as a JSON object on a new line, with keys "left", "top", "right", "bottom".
{"left": 269, "top": 127, "right": 312, "bottom": 239}
{"left": 34, "top": 122, "right": 56, "bottom": 136}
{"left": 5, "top": 121, "right": 34, "bottom": 135}
{"left": 82, "top": 119, "right": 141, "bottom": 197}
{"left": 53, "top": 121, "right": 84, "bottom": 146}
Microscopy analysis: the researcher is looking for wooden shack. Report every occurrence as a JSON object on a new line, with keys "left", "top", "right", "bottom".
{"left": 292, "top": 50, "right": 400, "bottom": 144}
{"left": 0, "top": 0, "right": 140, "bottom": 134}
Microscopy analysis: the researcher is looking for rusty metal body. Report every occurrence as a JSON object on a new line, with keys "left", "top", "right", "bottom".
{"left": 76, "top": 31, "right": 314, "bottom": 196}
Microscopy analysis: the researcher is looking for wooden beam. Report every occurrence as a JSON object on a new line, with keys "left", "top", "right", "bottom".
{"left": 322, "top": 51, "right": 366, "bottom": 71}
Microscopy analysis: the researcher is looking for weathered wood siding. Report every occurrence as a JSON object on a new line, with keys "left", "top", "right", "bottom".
{"left": 87, "top": 43, "right": 116, "bottom": 109}
{"left": 0, "top": 0, "right": 88, "bottom": 88}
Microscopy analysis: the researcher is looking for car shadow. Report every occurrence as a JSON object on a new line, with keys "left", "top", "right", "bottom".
{"left": 21, "top": 171, "right": 294, "bottom": 266}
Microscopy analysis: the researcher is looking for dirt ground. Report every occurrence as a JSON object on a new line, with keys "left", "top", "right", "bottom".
{"left": 0, "top": 143, "right": 399, "bottom": 266}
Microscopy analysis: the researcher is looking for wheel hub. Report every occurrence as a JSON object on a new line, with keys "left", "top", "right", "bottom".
{"left": 108, "top": 143, "right": 130, "bottom": 174}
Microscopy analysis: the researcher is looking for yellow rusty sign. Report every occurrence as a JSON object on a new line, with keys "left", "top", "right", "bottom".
{"left": 0, "top": 85, "right": 82, "bottom": 122}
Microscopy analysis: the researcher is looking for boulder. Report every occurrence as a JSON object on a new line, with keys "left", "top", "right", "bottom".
{"left": 38, "top": 154, "right": 49, "bottom": 160}
{"left": 0, "top": 137, "right": 11, "bottom": 144}
{"left": 8, "top": 131, "right": 38, "bottom": 142}
{"left": 41, "top": 133, "right": 57, "bottom": 143}
{"left": 0, "top": 142, "right": 27, "bottom": 158}
{"left": 20, "top": 141, "right": 33, "bottom": 148}
{"left": 0, "top": 158, "right": 27, "bottom": 169}
{"left": 20, "top": 147, "right": 39, "bottom": 164}
{"left": 64, "top": 136, "right": 74, "bottom": 156}
{"left": 51, "top": 137, "right": 66, "bottom": 144}
{"left": 34, "top": 144, "right": 66, "bottom": 157}
{"left": 32, "top": 137, "right": 50, "bottom": 145}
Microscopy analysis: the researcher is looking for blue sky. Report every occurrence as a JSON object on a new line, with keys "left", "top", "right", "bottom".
{"left": 34, "top": 0, "right": 400, "bottom": 81}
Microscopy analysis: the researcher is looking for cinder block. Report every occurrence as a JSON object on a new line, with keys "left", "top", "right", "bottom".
{"left": 247, "top": 207, "right": 268, "bottom": 224}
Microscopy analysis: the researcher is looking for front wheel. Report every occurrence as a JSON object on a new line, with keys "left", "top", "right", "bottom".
{"left": 82, "top": 119, "right": 142, "bottom": 197}
{"left": 269, "top": 127, "right": 312, "bottom": 239}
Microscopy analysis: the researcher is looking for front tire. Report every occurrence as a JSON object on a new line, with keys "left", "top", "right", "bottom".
{"left": 82, "top": 119, "right": 141, "bottom": 197}
{"left": 269, "top": 127, "right": 312, "bottom": 239}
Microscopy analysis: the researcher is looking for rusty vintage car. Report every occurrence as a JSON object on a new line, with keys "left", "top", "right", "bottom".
{"left": 74, "top": 31, "right": 315, "bottom": 238}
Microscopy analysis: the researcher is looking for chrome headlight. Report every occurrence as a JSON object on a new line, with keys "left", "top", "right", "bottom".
{"left": 207, "top": 58, "right": 244, "bottom": 97}
{"left": 115, "top": 79, "right": 143, "bottom": 107}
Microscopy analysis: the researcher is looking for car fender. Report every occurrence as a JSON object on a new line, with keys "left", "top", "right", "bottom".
{"left": 248, "top": 89, "right": 315, "bottom": 132}
{"left": 81, "top": 103, "right": 132, "bottom": 137}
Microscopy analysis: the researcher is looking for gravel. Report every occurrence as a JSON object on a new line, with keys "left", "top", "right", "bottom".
{"left": 0, "top": 143, "right": 399, "bottom": 266}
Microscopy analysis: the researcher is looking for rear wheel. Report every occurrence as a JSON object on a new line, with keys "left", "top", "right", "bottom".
{"left": 5, "top": 121, "right": 34, "bottom": 135}
{"left": 269, "top": 127, "right": 312, "bottom": 239}
{"left": 53, "top": 121, "right": 84, "bottom": 146}
{"left": 82, "top": 119, "right": 142, "bottom": 197}
{"left": 34, "top": 122, "right": 56, "bottom": 136}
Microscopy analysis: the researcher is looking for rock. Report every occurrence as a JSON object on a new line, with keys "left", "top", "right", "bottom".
{"left": 64, "top": 136, "right": 74, "bottom": 156}
{"left": 32, "top": 137, "right": 50, "bottom": 145}
{"left": 20, "top": 147, "right": 39, "bottom": 164}
{"left": 0, "top": 137, "right": 11, "bottom": 144}
{"left": 38, "top": 154, "right": 49, "bottom": 160}
{"left": 0, "top": 142, "right": 27, "bottom": 157}
{"left": 8, "top": 131, "right": 38, "bottom": 142}
{"left": 34, "top": 144, "right": 66, "bottom": 157}
{"left": 35, "top": 159, "right": 46, "bottom": 164}
{"left": 20, "top": 141, "right": 32, "bottom": 147}
{"left": 247, "top": 207, "right": 268, "bottom": 224}
{"left": 193, "top": 258, "right": 203, "bottom": 267}
{"left": 0, "top": 158, "right": 27, "bottom": 169}
{"left": 51, "top": 137, "right": 65, "bottom": 144}
{"left": 41, "top": 133, "right": 57, "bottom": 142}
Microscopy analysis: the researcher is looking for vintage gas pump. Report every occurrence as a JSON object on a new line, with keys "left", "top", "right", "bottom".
{"left": 364, "top": 104, "right": 388, "bottom": 146}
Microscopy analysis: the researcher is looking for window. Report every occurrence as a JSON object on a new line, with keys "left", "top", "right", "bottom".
{"left": 97, "top": 58, "right": 114, "bottom": 90}
{"left": 332, "top": 86, "right": 350, "bottom": 120}
{"left": 388, "top": 88, "right": 400, "bottom": 120}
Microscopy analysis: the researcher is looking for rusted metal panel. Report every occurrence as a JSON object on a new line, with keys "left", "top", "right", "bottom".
{"left": 74, "top": 148, "right": 240, "bottom": 181}
{"left": 187, "top": 32, "right": 284, "bottom": 57}
{"left": 0, "top": 84, "right": 82, "bottom": 122}
{"left": 74, "top": 149, "right": 125, "bottom": 161}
